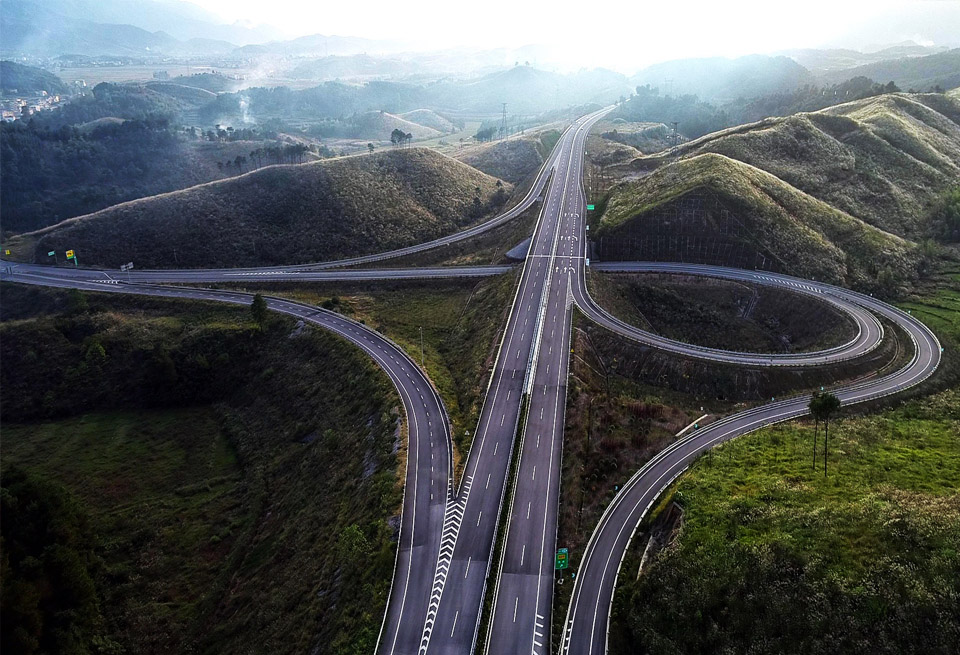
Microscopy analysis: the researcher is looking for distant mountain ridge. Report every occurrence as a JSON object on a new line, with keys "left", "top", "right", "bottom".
{"left": 0, "top": 0, "right": 282, "bottom": 48}
{"left": 630, "top": 55, "right": 815, "bottom": 103}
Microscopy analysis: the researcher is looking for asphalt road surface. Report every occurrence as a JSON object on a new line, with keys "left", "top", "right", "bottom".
{"left": 421, "top": 107, "right": 612, "bottom": 655}
{"left": 0, "top": 262, "right": 511, "bottom": 284}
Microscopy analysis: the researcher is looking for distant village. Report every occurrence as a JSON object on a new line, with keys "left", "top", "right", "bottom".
{"left": 1, "top": 80, "right": 82, "bottom": 122}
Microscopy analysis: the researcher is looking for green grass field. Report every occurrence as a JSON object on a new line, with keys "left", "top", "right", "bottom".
{"left": 611, "top": 385, "right": 960, "bottom": 655}
{"left": 608, "top": 266, "right": 960, "bottom": 654}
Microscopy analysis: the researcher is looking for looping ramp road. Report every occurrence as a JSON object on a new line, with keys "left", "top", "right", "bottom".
{"left": 1, "top": 105, "right": 943, "bottom": 655}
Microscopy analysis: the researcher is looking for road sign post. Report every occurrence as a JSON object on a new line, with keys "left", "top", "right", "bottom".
{"left": 586, "top": 204, "right": 595, "bottom": 211}
{"left": 555, "top": 547, "right": 569, "bottom": 570}
{"left": 47, "top": 250, "right": 57, "bottom": 265}
{"left": 66, "top": 249, "right": 77, "bottom": 267}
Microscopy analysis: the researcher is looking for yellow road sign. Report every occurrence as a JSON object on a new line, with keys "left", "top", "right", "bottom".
{"left": 66, "top": 250, "right": 75, "bottom": 259}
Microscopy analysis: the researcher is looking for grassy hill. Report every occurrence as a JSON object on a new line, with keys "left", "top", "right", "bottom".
{"left": 0, "top": 285, "right": 402, "bottom": 654}
{"left": 24, "top": 148, "right": 512, "bottom": 268}
{"left": 819, "top": 48, "right": 960, "bottom": 91}
{"left": 456, "top": 136, "right": 545, "bottom": 185}
{"left": 630, "top": 54, "right": 815, "bottom": 103}
{"left": 399, "top": 108, "right": 457, "bottom": 133}
{"left": 663, "top": 92, "right": 960, "bottom": 238}
{"left": 597, "top": 153, "right": 916, "bottom": 290}
{"left": 349, "top": 110, "right": 442, "bottom": 140}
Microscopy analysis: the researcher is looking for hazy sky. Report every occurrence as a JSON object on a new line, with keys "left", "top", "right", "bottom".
{"left": 191, "top": 0, "right": 960, "bottom": 69}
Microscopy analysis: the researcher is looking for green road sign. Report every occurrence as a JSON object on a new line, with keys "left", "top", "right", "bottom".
{"left": 48, "top": 251, "right": 56, "bottom": 256}
{"left": 586, "top": 204, "right": 595, "bottom": 210}
{"left": 556, "top": 547, "right": 569, "bottom": 570}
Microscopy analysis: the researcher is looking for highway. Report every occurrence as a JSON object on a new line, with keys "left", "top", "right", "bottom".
{"left": 2, "top": 101, "right": 945, "bottom": 655}
{"left": 0, "top": 262, "right": 511, "bottom": 284}
{"left": 560, "top": 264, "right": 942, "bottom": 655}
{"left": 421, "top": 107, "right": 612, "bottom": 655}
{"left": 0, "top": 268, "right": 453, "bottom": 655}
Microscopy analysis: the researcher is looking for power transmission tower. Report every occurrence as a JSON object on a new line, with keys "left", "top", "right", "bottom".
{"left": 499, "top": 103, "right": 508, "bottom": 140}
{"left": 670, "top": 121, "right": 680, "bottom": 148}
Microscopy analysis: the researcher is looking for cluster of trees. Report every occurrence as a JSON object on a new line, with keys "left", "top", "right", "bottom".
{"left": 217, "top": 143, "right": 312, "bottom": 173}
{"left": 931, "top": 186, "right": 960, "bottom": 242}
{"left": 202, "top": 124, "right": 277, "bottom": 143}
{"left": 0, "top": 117, "right": 186, "bottom": 234}
{"left": 1, "top": 468, "right": 107, "bottom": 655}
{"left": 34, "top": 82, "right": 181, "bottom": 129}
{"left": 474, "top": 126, "right": 497, "bottom": 142}
{"left": 390, "top": 128, "right": 413, "bottom": 146}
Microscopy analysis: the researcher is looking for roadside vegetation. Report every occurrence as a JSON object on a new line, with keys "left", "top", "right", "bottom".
{"left": 1, "top": 284, "right": 403, "bottom": 654}
{"left": 610, "top": 385, "right": 960, "bottom": 655}
{"left": 218, "top": 274, "right": 518, "bottom": 478}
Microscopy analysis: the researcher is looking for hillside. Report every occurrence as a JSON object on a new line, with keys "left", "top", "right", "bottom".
{"left": 596, "top": 153, "right": 916, "bottom": 290}
{"left": 630, "top": 55, "right": 815, "bottom": 103}
{"left": 456, "top": 136, "right": 545, "bottom": 184}
{"left": 611, "top": 386, "right": 960, "bottom": 655}
{"left": 0, "top": 60, "right": 68, "bottom": 95}
{"left": 819, "top": 48, "right": 960, "bottom": 91}
{"left": 399, "top": 108, "right": 457, "bottom": 133}
{"left": 0, "top": 285, "right": 401, "bottom": 654}
{"left": 656, "top": 92, "right": 960, "bottom": 238}
{"left": 349, "top": 110, "right": 442, "bottom": 140}
{"left": 25, "top": 148, "right": 513, "bottom": 268}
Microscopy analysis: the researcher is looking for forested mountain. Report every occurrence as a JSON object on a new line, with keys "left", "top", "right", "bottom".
{"left": 0, "top": 60, "right": 68, "bottom": 95}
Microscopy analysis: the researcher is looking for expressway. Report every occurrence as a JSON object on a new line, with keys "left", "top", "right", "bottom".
{"left": 0, "top": 267, "right": 454, "bottom": 655}
{"left": 0, "top": 261, "right": 511, "bottom": 284}
{"left": 560, "top": 265, "right": 942, "bottom": 655}
{"left": 2, "top": 101, "right": 945, "bottom": 655}
{"left": 420, "top": 107, "right": 612, "bottom": 655}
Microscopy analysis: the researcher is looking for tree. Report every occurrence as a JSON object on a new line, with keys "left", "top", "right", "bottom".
{"left": 811, "top": 392, "right": 841, "bottom": 477}
{"left": 251, "top": 293, "right": 268, "bottom": 331}
{"left": 390, "top": 128, "right": 404, "bottom": 146}
{"left": 367, "top": 142, "right": 375, "bottom": 154}
{"left": 808, "top": 391, "right": 822, "bottom": 470}
{"left": 234, "top": 155, "right": 246, "bottom": 173}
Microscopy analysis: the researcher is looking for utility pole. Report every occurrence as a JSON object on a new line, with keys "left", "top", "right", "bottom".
{"left": 419, "top": 326, "right": 424, "bottom": 367}
{"left": 499, "top": 103, "right": 507, "bottom": 140}
{"left": 670, "top": 121, "right": 680, "bottom": 148}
